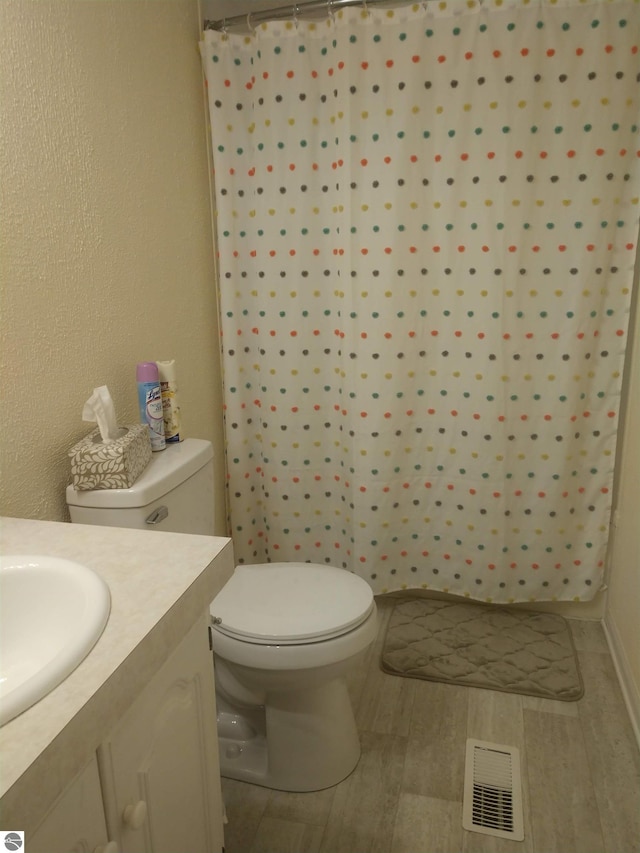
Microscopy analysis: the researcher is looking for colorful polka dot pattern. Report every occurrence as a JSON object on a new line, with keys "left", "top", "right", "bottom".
{"left": 201, "top": 0, "right": 640, "bottom": 603}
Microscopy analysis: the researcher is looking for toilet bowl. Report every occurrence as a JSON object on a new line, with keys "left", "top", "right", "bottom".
{"left": 66, "top": 439, "right": 377, "bottom": 792}
{"left": 210, "top": 562, "right": 378, "bottom": 791}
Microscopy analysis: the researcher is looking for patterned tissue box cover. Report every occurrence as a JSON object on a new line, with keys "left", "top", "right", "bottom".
{"left": 68, "top": 424, "right": 152, "bottom": 490}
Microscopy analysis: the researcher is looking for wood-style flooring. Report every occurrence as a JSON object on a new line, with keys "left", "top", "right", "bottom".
{"left": 220, "top": 596, "right": 640, "bottom": 853}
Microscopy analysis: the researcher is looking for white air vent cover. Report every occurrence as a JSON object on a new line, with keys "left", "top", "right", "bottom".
{"left": 463, "top": 739, "right": 524, "bottom": 841}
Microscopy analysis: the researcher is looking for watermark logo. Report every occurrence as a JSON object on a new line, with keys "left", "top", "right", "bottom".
{"left": 1, "top": 832, "right": 24, "bottom": 851}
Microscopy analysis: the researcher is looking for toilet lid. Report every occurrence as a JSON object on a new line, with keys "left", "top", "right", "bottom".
{"left": 210, "top": 563, "right": 374, "bottom": 645}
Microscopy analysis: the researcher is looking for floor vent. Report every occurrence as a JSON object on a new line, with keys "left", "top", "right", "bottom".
{"left": 462, "top": 738, "right": 524, "bottom": 841}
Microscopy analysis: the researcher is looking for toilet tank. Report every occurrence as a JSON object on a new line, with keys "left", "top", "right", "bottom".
{"left": 66, "top": 438, "right": 215, "bottom": 536}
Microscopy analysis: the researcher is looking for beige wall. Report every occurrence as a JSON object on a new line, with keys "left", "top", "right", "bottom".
{"left": 0, "top": 0, "right": 226, "bottom": 532}
{"left": 606, "top": 267, "right": 640, "bottom": 739}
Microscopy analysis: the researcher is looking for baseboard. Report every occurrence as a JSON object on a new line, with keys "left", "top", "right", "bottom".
{"left": 603, "top": 610, "right": 640, "bottom": 752}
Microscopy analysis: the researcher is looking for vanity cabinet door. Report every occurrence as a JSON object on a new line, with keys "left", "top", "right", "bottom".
{"left": 98, "top": 615, "right": 224, "bottom": 853}
{"left": 29, "top": 755, "right": 112, "bottom": 853}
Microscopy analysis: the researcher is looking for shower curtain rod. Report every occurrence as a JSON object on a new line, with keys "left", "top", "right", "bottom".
{"left": 204, "top": 0, "right": 402, "bottom": 32}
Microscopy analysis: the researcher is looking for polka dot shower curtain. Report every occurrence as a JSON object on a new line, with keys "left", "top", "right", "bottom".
{"left": 201, "top": 0, "right": 639, "bottom": 603}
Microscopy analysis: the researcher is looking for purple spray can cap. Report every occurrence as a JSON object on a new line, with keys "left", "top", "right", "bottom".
{"left": 136, "top": 361, "right": 159, "bottom": 382}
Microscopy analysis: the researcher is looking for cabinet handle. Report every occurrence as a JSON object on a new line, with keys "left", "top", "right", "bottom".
{"left": 122, "top": 800, "right": 147, "bottom": 830}
{"left": 93, "top": 843, "right": 119, "bottom": 853}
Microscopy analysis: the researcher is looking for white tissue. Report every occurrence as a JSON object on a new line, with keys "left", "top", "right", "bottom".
{"left": 82, "top": 385, "right": 120, "bottom": 443}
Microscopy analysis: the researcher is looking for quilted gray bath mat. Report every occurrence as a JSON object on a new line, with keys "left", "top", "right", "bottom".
{"left": 381, "top": 598, "right": 583, "bottom": 701}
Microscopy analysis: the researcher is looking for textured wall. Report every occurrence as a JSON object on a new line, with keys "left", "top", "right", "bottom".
{"left": 607, "top": 277, "right": 640, "bottom": 729}
{"left": 0, "top": 0, "right": 226, "bottom": 531}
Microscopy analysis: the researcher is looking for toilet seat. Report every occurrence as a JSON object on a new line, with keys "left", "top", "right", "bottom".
{"left": 211, "top": 563, "right": 374, "bottom": 645}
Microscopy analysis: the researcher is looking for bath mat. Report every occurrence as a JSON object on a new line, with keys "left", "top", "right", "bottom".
{"left": 381, "top": 598, "right": 583, "bottom": 701}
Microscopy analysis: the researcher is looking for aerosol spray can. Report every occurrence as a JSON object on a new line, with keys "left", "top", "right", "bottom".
{"left": 136, "top": 362, "right": 166, "bottom": 451}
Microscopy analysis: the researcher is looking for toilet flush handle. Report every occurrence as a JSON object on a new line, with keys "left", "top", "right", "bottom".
{"left": 145, "top": 506, "right": 168, "bottom": 526}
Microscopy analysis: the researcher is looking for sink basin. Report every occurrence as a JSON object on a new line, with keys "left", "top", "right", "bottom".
{"left": 0, "top": 555, "right": 110, "bottom": 726}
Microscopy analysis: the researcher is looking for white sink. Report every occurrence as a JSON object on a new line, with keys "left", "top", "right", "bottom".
{"left": 0, "top": 555, "right": 110, "bottom": 726}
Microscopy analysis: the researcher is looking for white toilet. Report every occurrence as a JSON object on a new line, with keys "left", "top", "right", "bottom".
{"left": 66, "top": 438, "right": 378, "bottom": 792}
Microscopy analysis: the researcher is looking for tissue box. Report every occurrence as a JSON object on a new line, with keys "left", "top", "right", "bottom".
{"left": 68, "top": 424, "right": 152, "bottom": 490}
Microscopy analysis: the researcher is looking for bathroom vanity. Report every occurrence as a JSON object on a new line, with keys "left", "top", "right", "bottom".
{"left": 0, "top": 516, "right": 234, "bottom": 853}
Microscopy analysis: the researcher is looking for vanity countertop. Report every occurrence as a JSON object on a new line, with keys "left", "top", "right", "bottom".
{"left": 0, "top": 516, "right": 234, "bottom": 831}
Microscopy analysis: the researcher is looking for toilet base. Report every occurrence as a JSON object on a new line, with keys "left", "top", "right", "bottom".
{"left": 217, "top": 676, "right": 361, "bottom": 792}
